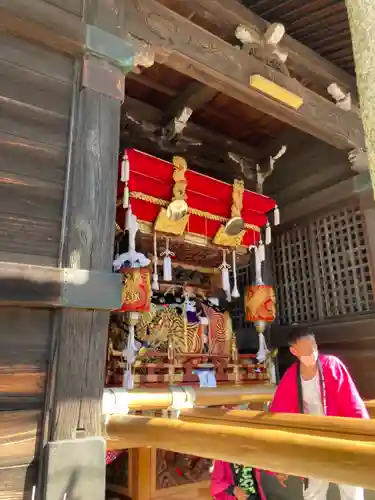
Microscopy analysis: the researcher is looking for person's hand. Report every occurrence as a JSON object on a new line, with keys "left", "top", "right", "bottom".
{"left": 233, "top": 486, "right": 248, "bottom": 499}
{"left": 275, "top": 473, "right": 288, "bottom": 488}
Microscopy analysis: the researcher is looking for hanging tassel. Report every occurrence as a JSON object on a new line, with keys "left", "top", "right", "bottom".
{"left": 152, "top": 232, "right": 159, "bottom": 291}
{"left": 265, "top": 222, "right": 271, "bottom": 245}
{"left": 222, "top": 267, "right": 230, "bottom": 295}
{"left": 160, "top": 238, "right": 174, "bottom": 282}
{"left": 122, "top": 153, "right": 130, "bottom": 208}
{"left": 219, "top": 249, "right": 231, "bottom": 296}
{"left": 258, "top": 239, "right": 265, "bottom": 263}
{"left": 231, "top": 250, "right": 240, "bottom": 298}
{"left": 121, "top": 152, "right": 130, "bottom": 182}
{"left": 274, "top": 205, "right": 280, "bottom": 226}
{"left": 256, "top": 331, "right": 270, "bottom": 363}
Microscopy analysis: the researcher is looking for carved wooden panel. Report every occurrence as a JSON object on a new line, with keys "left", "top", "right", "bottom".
{"left": 156, "top": 450, "right": 210, "bottom": 489}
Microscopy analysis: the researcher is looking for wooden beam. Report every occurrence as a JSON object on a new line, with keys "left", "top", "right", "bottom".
{"left": 0, "top": 262, "right": 122, "bottom": 309}
{"left": 106, "top": 413, "right": 375, "bottom": 489}
{"left": 156, "top": 0, "right": 357, "bottom": 96}
{"left": 122, "top": 0, "right": 364, "bottom": 150}
{"left": 3, "top": 0, "right": 364, "bottom": 149}
{"left": 0, "top": 0, "right": 85, "bottom": 56}
{"left": 123, "top": 96, "right": 260, "bottom": 162}
{"left": 271, "top": 314, "right": 375, "bottom": 347}
{"left": 162, "top": 81, "right": 218, "bottom": 125}
{"left": 277, "top": 175, "right": 363, "bottom": 224}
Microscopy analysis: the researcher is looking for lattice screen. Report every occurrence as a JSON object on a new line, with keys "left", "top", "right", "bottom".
{"left": 313, "top": 207, "right": 373, "bottom": 317}
{"left": 273, "top": 206, "right": 374, "bottom": 325}
{"left": 273, "top": 226, "right": 318, "bottom": 325}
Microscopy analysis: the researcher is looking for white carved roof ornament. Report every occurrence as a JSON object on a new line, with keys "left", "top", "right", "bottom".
{"left": 327, "top": 82, "right": 352, "bottom": 111}
{"left": 235, "top": 22, "right": 289, "bottom": 76}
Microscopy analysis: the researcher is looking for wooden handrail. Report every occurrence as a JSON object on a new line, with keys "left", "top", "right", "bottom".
{"left": 106, "top": 412, "right": 375, "bottom": 489}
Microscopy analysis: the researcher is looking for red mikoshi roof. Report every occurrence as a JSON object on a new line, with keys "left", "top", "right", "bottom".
{"left": 117, "top": 149, "right": 276, "bottom": 247}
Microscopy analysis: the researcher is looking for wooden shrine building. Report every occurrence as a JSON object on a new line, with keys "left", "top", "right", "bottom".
{"left": 1, "top": 0, "right": 375, "bottom": 499}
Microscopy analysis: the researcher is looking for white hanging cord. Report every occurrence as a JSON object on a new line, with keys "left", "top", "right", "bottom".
{"left": 152, "top": 231, "right": 159, "bottom": 290}
{"left": 231, "top": 250, "right": 240, "bottom": 298}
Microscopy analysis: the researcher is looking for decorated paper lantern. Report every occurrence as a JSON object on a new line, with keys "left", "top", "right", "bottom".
{"left": 245, "top": 285, "right": 276, "bottom": 324}
{"left": 116, "top": 267, "right": 151, "bottom": 313}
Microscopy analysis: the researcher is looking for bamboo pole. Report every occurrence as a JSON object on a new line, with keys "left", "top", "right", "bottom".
{"left": 106, "top": 414, "right": 375, "bottom": 489}
{"left": 102, "top": 384, "right": 275, "bottom": 413}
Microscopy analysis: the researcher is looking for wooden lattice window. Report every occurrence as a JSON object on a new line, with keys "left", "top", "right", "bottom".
{"left": 273, "top": 206, "right": 374, "bottom": 325}
{"left": 273, "top": 226, "right": 318, "bottom": 325}
{"left": 313, "top": 207, "right": 373, "bottom": 317}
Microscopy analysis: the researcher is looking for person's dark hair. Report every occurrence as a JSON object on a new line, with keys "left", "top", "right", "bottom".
{"left": 287, "top": 326, "right": 315, "bottom": 346}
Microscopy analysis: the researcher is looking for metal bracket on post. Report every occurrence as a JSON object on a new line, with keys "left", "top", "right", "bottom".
{"left": 165, "top": 386, "right": 196, "bottom": 418}
{"left": 42, "top": 437, "right": 106, "bottom": 500}
{"left": 102, "top": 388, "right": 129, "bottom": 423}
{"left": 85, "top": 25, "right": 135, "bottom": 71}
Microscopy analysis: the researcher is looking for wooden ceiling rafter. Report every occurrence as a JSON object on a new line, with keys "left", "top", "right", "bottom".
{"left": 121, "top": 96, "right": 262, "bottom": 186}
{"left": 155, "top": 0, "right": 356, "bottom": 96}
{"left": 122, "top": 0, "right": 364, "bottom": 151}
{"left": 161, "top": 81, "right": 218, "bottom": 139}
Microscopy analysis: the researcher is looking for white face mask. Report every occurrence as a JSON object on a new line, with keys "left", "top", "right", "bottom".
{"left": 300, "top": 350, "right": 318, "bottom": 367}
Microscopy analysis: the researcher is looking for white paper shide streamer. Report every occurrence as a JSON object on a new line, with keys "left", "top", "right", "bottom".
{"left": 231, "top": 250, "right": 240, "bottom": 298}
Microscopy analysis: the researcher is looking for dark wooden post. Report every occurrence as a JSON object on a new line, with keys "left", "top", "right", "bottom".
{"left": 41, "top": 2, "right": 154, "bottom": 499}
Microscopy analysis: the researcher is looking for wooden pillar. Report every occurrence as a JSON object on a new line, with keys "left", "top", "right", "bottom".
{"left": 129, "top": 448, "right": 155, "bottom": 500}
{"left": 41, "top": 2, "right": 154, "bottom": 499}
{"left": 346, "top": 0, "right": 375, "bottom": 195}
{"left": 49, "top": 6, "right": 126, "bottom": 444}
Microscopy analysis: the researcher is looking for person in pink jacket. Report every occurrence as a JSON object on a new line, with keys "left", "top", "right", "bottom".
{"left": 270, "top": 326, "right": 369, "bottom": 500}
{"left": 211, "top": 459, "right": 266, "bottom": 500}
